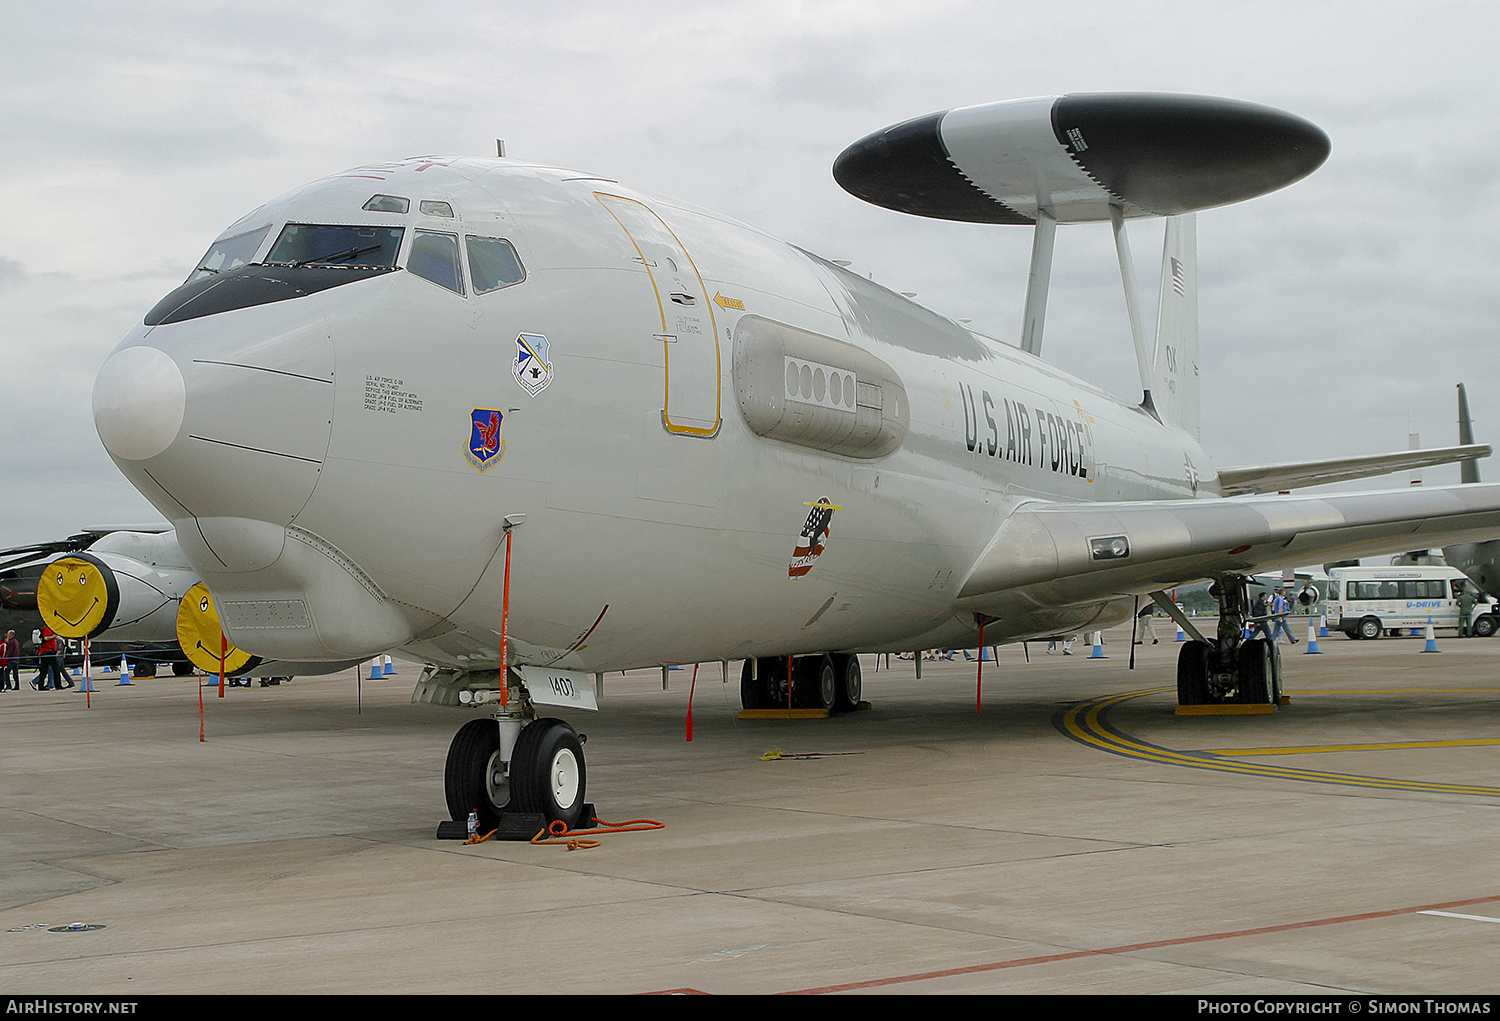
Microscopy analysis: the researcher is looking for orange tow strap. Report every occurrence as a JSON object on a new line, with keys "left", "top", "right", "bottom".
{"left": 465, "top": 816, "right": 665, "bottom": 848}
{"left": 530, "top": 816, "right": 666, "bottom": 851}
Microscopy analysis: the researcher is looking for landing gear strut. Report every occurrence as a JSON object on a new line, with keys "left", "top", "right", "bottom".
{"left": 1175, "top": 574, "right": 1282, "bottom": 706}
{"left": 444, "top": 695, "right": 588, "bottom": 834}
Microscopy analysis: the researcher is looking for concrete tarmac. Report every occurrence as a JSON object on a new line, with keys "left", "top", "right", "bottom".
{"left": 3, "top": 622, "right": 1500, "bottom": 995}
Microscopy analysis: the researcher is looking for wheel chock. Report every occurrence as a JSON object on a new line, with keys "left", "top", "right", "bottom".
{"left": 1175, "top": 703, "right": 1277, "bottom": 716}
{"left": 738, "top": 707, "right": 831, "bottom": 719}
{"left": 436, "top": 806, "right": 597, "bottom": 841}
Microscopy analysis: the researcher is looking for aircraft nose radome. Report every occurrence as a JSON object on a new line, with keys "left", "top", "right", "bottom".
{"left": 96, "top": 297, "right": 337, "bottom": 527}
{"left": 94, "top": 346, "right": 187, "bottom": 461}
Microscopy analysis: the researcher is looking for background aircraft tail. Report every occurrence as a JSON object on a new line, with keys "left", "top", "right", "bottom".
{"left": 1459, "top": 382, "right": 1481, "bottom": 484}
{"left": 1149, "top": 214, "right": 1200, "bottom": 439}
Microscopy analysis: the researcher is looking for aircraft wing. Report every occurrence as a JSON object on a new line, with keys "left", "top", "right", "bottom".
{"left": 1215, "top": 444, "right": 1491, "bottom": 497}
{"left": 958, "top": 482, "right": 1500, "bottom": 615}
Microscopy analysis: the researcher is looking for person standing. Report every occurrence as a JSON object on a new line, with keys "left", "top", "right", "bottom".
{"left": 1134, "top": 603, "right": 1160, "bottom": 645}
{"left": 34, "top": 626, "right": 64, "bottom": 690}
{"left": 1269, "top": 590, "right": 1298, "bottom": 645}
{"left": 1249, "top": 592, "right": 1272, "bottom": 641}
{"left": 0, "top": 630, "right": 16, "bottom": 690}
{"left": 1458, "top": 584, "right": 1477, "bottom": 638}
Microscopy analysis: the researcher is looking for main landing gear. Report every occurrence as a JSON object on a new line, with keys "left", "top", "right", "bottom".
{"left": 444, "top": 697, "right": 588, "bottom": 835}
{"left": 740, "top": 653, "right": 862, "bottom": 712}
{"left": 1175, "top": 575, "right": 1283, "bottom": 707}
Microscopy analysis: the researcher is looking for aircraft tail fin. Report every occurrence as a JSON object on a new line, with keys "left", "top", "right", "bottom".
{"left": 1149, "top": 214, "right": 1200, "bottom": 439}
{"left": 1459, "top": 382, "right": 1481, "bottom": 484}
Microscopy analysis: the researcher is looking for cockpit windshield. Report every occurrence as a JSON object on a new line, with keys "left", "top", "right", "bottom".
{"left": 264, "top": 224, "right": 405, "bottom": 269}
{"left": 188, "top": 225, "right": 271, "bottom": 282}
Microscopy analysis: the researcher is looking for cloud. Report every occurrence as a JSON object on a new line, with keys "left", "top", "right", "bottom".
{"left": 4, "top": 0, "right": 1500, "bottom": 546}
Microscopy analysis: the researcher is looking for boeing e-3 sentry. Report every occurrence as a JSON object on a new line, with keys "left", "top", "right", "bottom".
{"left": 40, "top": 93, "right": 1500, "bottom": 833}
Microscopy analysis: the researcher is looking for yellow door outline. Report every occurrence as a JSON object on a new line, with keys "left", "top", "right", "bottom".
{"left": 596, "top": 193, "right": 721, "bottom": 437}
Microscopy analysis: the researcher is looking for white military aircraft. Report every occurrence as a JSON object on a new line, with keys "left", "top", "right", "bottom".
{"left": 38, "top": 93, "right": 1500, "bottom": 833}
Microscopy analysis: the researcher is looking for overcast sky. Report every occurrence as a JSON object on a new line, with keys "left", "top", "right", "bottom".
{"left": 2, "top": 0, "right": 1498, "bottom": 548}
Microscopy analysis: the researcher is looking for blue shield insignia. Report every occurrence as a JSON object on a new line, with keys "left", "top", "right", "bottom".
{"left": 466, "top": 408, "right": 506, "bottom": 472}
{"left": 513, "top": 332, "right": 552, "bottom": 396}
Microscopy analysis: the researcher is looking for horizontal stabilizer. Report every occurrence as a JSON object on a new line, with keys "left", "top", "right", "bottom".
{"left": 1216, "top": 444, "right": 1491, "bottom": 496}
{"left": 833, "top": 93, "right": 1330, "bottom": 225}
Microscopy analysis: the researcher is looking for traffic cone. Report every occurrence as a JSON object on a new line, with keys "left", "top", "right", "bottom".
{"left": 368, "top": 659, "right": 383, "bottom": 679}
{"left": 382, "top": 654, "right": 394, "bottom": 676}
{"left": 1421, "top": 618, "right": 1440, "bottom": 653}
{"left": 1089, "top": 632, "right": 1107, "bottom": 659}
{"left": 1319, "top": 615, "right": 1330, "bottom": 637}
{"left": 1175, "top": 622, "right": 1186, "bottom": 642}
{"left": 1304, "top": 620, "right": 1322, "bottom": 654}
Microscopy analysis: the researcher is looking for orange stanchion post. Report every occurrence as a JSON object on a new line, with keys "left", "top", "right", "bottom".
{"left": 976, "top": 619, "right": 984, "bottom": 714}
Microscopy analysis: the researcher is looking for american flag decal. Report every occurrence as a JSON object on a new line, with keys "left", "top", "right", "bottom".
{"left": 1170, "top": 257, "right": 1186, "bottom": 296}
{"left": 788, "top": 497, "right": 841, "bottom": 580}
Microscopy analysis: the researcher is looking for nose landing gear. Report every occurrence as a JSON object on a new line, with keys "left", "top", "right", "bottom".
{"left": 443, "top": 698, "right": 589, "bottom": 837}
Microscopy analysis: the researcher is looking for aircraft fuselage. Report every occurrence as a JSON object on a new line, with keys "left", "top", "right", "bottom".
{"left": 94, "top": 157, "right": 1212, "bottom": 672}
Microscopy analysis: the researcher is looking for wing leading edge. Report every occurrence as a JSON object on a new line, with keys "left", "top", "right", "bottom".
{"left": 1215, "top": 444, "right": 1490, "bottom": 496}
{"left": 958, "top": 482, "right": 1500, "bottom": 617}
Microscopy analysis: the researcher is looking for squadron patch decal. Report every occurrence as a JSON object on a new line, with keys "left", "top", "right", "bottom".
{"left": 465, "top": 407, "right": 507, "bottom": 472}
{"left": 513, "top": 332, "right": 553, "bottom": 396}
{"left": 789, "top": 497, "right": 841, "bottom": 580}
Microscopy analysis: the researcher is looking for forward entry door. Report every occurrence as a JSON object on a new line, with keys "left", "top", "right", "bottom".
{"left": 596, "top": 193, "right": 721, "bottom": 437}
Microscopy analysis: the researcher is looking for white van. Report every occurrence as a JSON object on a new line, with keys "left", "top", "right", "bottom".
{"left": 1328, "top": 566, "right": 1499, "bottom": 639}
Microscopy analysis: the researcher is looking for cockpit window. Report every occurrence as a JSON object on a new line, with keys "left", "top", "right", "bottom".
{"left": 466, "top": 236, "right": 526, "bottom": 293}
{"left": 188, "top": 225, "right": 271, "bottom": 282}
{"left": 265, "top": 224, "right": 405, "bottom": 268}
{"left": 363, "top": 194, "right": 410, "bottom": 213}
{"left": 408, "top": 230, "right": 464, "bottom": 293}
{"left": 419, "top": 200, "right": 454, "bottom": 218}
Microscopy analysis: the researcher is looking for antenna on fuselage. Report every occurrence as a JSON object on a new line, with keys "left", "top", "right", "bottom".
{"left": 496, "top": 139, "right": 506, "bottom": 158}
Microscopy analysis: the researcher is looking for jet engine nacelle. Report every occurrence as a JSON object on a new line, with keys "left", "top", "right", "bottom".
{"left": 37, "top": 530, "right": 199, "bottom": 642}
{"left": 833, "top": 92, "right": 1331, "bottom": 225}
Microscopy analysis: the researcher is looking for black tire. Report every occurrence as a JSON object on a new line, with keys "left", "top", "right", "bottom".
{"left": 832, "top": 653, "right": 862, "bottom": 713}
{"left": 1357, "top": 617, "right": 1383, "bottom": 640}
{"left": 1473, "top": 615, "right": 1498, "bottom": 639}
{"left": 740, "top": 658, "right": 765, "bottom": 709}
{"left": 444, "top": 718, "right": 510, "bottom": 831}
{"left": 1236, "top": 638, "right": 1274, "bottom": 704}
{"left": 172, "top": 660, "right": 195, "bottom": 677}
{"left": 794, "top": 655, "right": 836, "bottom": 709}
{"left": 740, "top": 657, "right": 788, "bottom": 710}
{"left": 1177, "top": 640, "right": 1211, "bottom": 705}
{"left": 133, "top": 661, "right": 158, "bottom": 678}
{"left": 511, "top": 718, "right": 587, "bottom": 828}
{"left": 1268, "top": 640, "right": 1283, "bottom": 703}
